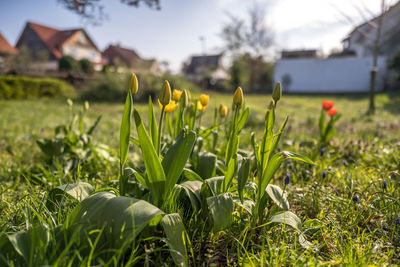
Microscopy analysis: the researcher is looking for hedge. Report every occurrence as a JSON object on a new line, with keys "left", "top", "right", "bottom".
{"left": 0, "top": 76, "right": 75, "bottom": 99}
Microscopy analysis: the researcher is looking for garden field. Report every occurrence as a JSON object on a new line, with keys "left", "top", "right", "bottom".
{"left": 1, "top": 86, "right": 400, "bottom": 266}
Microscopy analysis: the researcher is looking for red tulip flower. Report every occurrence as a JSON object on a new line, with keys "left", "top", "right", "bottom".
{"left": 328, "top": 108, "right": 337, "bottom": 117}
{"left": 322, "top": 100, "right": 334, "bottom": 111}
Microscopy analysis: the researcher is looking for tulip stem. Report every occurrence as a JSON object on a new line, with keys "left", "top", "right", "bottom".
{"left": 230, "top": 106, "right": 239, "bottom": 140}
{"left": 197, "top": 112, "right": 203, "bottom": 133}
{"left": 158, "top": 106, "right": 165, "bottom": 156}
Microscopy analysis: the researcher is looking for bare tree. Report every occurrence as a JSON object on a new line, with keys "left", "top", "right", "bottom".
{"left": 368, "top": 0, "right": 385, "bottom": 114}
{"left": 221, "top": 3, "right": 273, "bottom": 91}
{"left": 332, "top": 0, "right": 392, "bottom": 114}
{"left": 58, "top": 0, "right": 161, "bottom": 25}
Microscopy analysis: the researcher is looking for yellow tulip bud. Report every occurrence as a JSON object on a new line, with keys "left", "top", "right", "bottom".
{"left": 160, "top": 80, "right": 171, "bottom": 106}
{"left": 233, "top": 87, "right": 243, "bottom": 107}
{"left": 84, "top": 101, "right": 89, "bottom": 111}
{"left": 172, "top": 89, "right": 183, "bottom": 102}
{"left": 67, "top": 98, "right": 73, "bottom": 107}
{"left": 219, "top": 105, "right": 228, "bottom": 117}
{"left": 272, "top": 82, "right": 281, "bottom": 104}
{"left": 200, "top": 94, "right": 209, "bottom": 106}
{"left": 128, "top": 73, "right": 138, "bottom": 95}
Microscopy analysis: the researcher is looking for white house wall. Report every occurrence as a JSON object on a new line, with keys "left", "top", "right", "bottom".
{"left": 61, "top": 44, "right": 102, "bottom": 63}
{"left": 274, "top": 57, "right": 387, "bottom": 93}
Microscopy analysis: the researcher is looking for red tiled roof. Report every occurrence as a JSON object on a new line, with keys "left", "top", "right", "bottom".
{"left": 18, "top": 21, "right": 99, "bottom": 59}
{"left": 0, "top": 32, "right": 18, "bottom": 54}
{"left": 102, "top": 45, "right": 141, "bottom": 66}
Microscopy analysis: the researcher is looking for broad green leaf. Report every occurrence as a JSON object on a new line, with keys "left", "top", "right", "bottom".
{"left": 133, "top": 109, "right": 166, "bottom": 206}
{"left": 268, "top": 211, "right": 311, "bottom": 248}
{"left": 223, "top": 154, "right": 237, "bottom": 192}
{"left": 259, "top": 106, "right": 275, "bottom": 171}
{"left": 259, "top": 153, "right": 284, "bottom": 200}
{"left": 259, "top": 151, "right": 314, "bottom": 200}
{"left": 319, "top": 109, "right": 326, "bottom": 138}
{"left": 266, "top": 184, "right": 289, "bottom": 210}
{"left": 161, "top": 213, "right": 188, "bottom": 267}
{"left": 238, "top": 157, "right": 250, "bottom": 203}
{"left": 202, "top": 176, "right": 224, "bottom": 197}
{"left": 67, "top": 192, "right": 164, "bottom": 245}
{"left": 87, "top": 115, "right": 102, "bottom": 135}
{"left": 233, "top": 197, "right": 255, "bottom": 215}
{"left": 298, "top": 233, "right": 313, "bottom": 249}
{"left": 93, "top": 144, "right": 117, "bottom": 162}
{"left": 323, "top": 114, "right": 341, "bottom": 143}
{"left": 129, "top": 136, "right": 140, "bottom": 147}
{"left": 174, "top": 100, "right": 184, "bottom": 138}
{"left": 280, "top": 151, "right": 315, "bottom": 165}
{"left": 236, "top": 107, "right": 249, "bottom": 133}
{"left": 120, "top": 92, "right": 132, "bottom": 168}
{"left": 47, "top": 182, "right": 94, "bottom": 210}
{"left": 119, "top": 92, "right": 132, "bottom": 195}
{"left": 162, "top": 129, "right": 196, "bottom": 199}
{"left": 197, "top": 152, "right": 217, "bottom": 179}
{"left": 206, "top": 193, "right": 234, "bottom": 231}
{"left": 225, "top": 134, "right": 239, "bottom": 166}
{"left": 182, "top": 168, "right": 203, "bottom": 181}
{"left": 174, "top": 180, "right": 203, "bottom": 210}
{"left": 269, "top": 116, "right": 288, "bottom": 157}
{"left": 268, "top": 211, "right": 302, "bottom": 231}
{"left": 199, "top": 123, "right": 227, "bottom": 139}
{"left": 148, "top": 96, "right": 158, "bottom": 149}
{"left": 2, "top": 225, "right": 50, "bottom": 262}
{"left": 124, "top": 167, "right": 148, "bottom": 189}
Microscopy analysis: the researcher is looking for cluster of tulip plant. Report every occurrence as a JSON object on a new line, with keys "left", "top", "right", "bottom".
{"left": 319, "top": 100, "right": 340, "bottom": 147}
{"left": 0, "top": 73, "right": 315, "bottom": 266}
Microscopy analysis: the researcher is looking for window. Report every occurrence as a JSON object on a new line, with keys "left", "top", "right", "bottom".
{"left": 90, "top": 51, "right": 97, "bottom": 60}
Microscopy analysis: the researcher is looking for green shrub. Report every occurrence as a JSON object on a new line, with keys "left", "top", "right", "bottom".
{"left": 162, "top": 73, "right": 201, "bottom": 92}
{"left": 0, "top": 79, "right": 12, "bottom": 99}
{"left": 80, "top": 72, "right": 126, "bottom": 102}
{"left": 0, "top": 76, "right": 75, "bottom": 99}
{"left": 58, "top": 55, "right": 79, "bottom": 72}
{"left": 80, "top": 71, "right": 201, "bottom": 102}
{"left": 79, "top": 58, "right": 94, "bottom": 73}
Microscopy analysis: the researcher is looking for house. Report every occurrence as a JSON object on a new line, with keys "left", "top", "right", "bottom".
{"left": 15, "top": 21, "right": 103, "bottom": 71}
{"left": 0, "top": 32, "right": 18, "bottom": 72}
{"left": 102, "top": 44, "right": 160, "bottom": 74}
{"left": 273, "top": 2, "right": 400, "bottom": 93}
{"left": 184, "top": 54, "right": 227, "bottom": 89}
{"left": 274, "top": 56, "right": 387, "bottom": 93}
{"left": 342, "top": 1, "right": 400, "bottom": 58}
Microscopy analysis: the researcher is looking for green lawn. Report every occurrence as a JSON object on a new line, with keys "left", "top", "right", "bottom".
{"left": 1, "top": 91, "right": 400, "bottom": 265}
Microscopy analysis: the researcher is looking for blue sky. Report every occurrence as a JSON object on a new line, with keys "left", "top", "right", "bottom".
{"left": 0, "top": 0, "right": 390, "bottom": 71}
